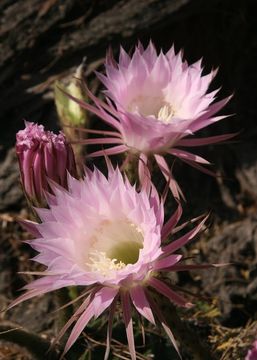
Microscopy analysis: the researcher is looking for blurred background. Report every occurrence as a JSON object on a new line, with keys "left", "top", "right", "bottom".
{"left": 0, "top": 0, "right": 257, "bottom": 359}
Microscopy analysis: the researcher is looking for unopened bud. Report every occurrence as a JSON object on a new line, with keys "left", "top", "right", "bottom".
{"left": 54, "top": 63, "right": 87, "bottom": 129}
{"left": 16, "top": 121, "right": 78, "bottom": 207}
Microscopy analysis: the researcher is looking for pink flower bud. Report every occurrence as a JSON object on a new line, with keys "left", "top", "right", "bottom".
{"left": 16, "top": 121, "right": 78, "bottom": 207}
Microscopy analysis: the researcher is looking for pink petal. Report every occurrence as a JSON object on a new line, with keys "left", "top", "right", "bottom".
{"left": 143, "top": 41, "right": 157, "bottom": 69}
{"left": 81, "top": 80, "right": 116, "bottom": 114}
{"left": 166, "top": 263, "right": 226, "bottom": 272}
{"left": 73, "top": 137, "right": 124, "bottom": 145}
{"left": 105, "top": 47, "right": 117, "bottom": 67}
{"left": 190, "top": 95, "right": 232, "bottom": 132}
{"left": 18, "top": 219, "right": 41, "bottom": 237}
{"left": 92, "top": 287, "right": 118, "bottom": 318}
{"left": 121, "top": 291, "right": 136, "bottom": 360}
{"left": 154, "top": 154, "right": 184, "bottom": 200}
{"left": 168, "top": 148, "right": 210, "bottom": 164}
{"left": 63, "top": 287, "right": 117, "bottom": 355}
{"left": 104, "top": 297, "right": 118, "bottom": 360}
{"left": 119, "top": 46, "right": 131, "bottom": 67}
{"left": 149, "top": 277, "right": 192, "bottom": 308}
{"left": 65, "top": 125, "right": 121, "bottom": 138}
{"left": 7, "top": 289, "right": 46, "bottom": 310}
{"left": 171, "top": 213, "right": 206, "bottom": 235}
{"left": 138, "top": 153, "right": 151, "bottom": 194}
{"left": 163, "top": 215, "right": 208, "bottom": 254}
{"left": 161, "top": 204, "right": 183, "bottom": 240}
{"left": 177, "top": 132, "right": 237, "bottom": 147}
{"left": 34, "top": 207, "right": 55, "bottom": 222}
{"left": 130, "top": 286, "right": 155, "bottom": 324}
{"left": 62, "top": 302, "right": 95, "bottom": 356}
{"left": 88, "top": 145, "right": 127, "bottom": 158}
{"left": 53, "top": 293, "right": 92, "bottom": 348}
{"left": 204, "top": 95, "right": 233, "bottom": 118}
{"left": 153, "top": 254, "right": 182, "bottom": 270}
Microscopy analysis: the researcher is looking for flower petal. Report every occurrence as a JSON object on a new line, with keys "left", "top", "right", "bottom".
{"left": 130, "top": 286, "right": 155, "bottom": 324}
{"left": 163, "top": 215, "right": 208, "bottom": 254}
{"left": 121, "top": 291, "right": 136, "bottom": 360}
{"left": 104, "top": 296, "right": 118, "bottom": 360}
{"left": 154, "top": 154, "right": 184, "bottom": 200}
{"left": 149, "top": 277, "right": 192, "bottom": 308}
{"left": 161, "top": 204, "right": 183, "bottom": 240}
{"left": 153, "top": 254, "right": 182, "bottom": 270}
{"left": 168, "top": 148, "right": 211, "bottom": 164}
{"left": 177, "top": 132, "right": 237, "bottom": 147}
{"left": 63, "top": 287, "right": 117, "bottom": 355}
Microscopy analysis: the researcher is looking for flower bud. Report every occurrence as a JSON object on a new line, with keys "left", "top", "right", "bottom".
{"left": 16, "top": 121, "right": 78, "bottom": 207}
{"left": 54, "top": 62, "right": 87, "bottom": 129}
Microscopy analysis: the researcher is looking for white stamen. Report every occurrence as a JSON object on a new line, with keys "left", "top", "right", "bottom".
{"left": 158, "top": 104, "right": 175, "bottom": 123}
{"left": 87, "top": 250, "right": 126, "bottom": 275}
{"left": 130, "top": 222, "right": 143, "bottom": 234}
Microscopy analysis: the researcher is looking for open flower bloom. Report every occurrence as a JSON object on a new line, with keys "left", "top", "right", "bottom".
{"left": 69, "top": 42, "right": 234, "bottom": 198}
{"left": 246, "top": 340, "right": 257, "bottom": 360}
{"left": 16, "top": 121, "right": 78, "bottom": 207}
{"left": 10, "top": 166, "right": 217, "bottom": 359}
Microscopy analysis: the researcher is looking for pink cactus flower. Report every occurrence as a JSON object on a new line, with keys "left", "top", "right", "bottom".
{"left": 16, "top": 121, "right": 78, "bottom": 207}
{"left": 69, "top": 42, "right": 234, "bottom": 198}
{"left": 10, "top": 166, "right": 217, "bottom": 359}
{"left": 246, "top": 340, "right": 257, "bottom": 360}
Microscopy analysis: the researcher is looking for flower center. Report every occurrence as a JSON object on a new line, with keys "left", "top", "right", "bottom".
{"left": 127, "top": 96, "right": 175, "bottom": 123}
{"left": 86, "top": 219, "right": 144, "bottom": 275}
